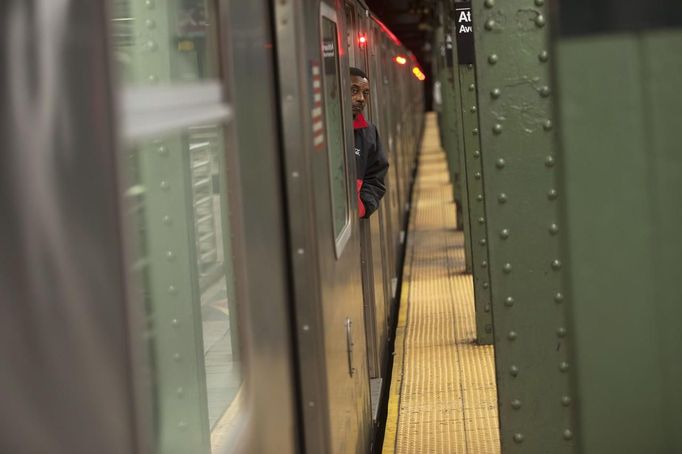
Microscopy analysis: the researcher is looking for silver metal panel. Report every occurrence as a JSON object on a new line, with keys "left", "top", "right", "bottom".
{"left": 368, "top": 28, "right": 397, "bottom": 292}
{"left": 0, "top": 1, "right": 139, "bottom": 453}
{"left": 358, "top": 205, "right": 389, "bottom": 382}
{"left": 349, "top": 0, "right": 389, "bottom": 384}
{"left": 274, "top": 0, "right": 338, "bottom": 452}
{"left": 376, "top": 34, "right": 402, "bottom": 279}
{"left": 386, "top": 61, "right": 405, "bottom": 243}
{"left": 275, "top": 1, "right": 372, "bottom": 452}
{"left": 314, "top": 2, "right": 372, "bottom": 453}
{"left": 369, "top": 209, "right": 389, "bottom": 374}
{"left": 219, "top": 0, "right": 299, "bottom": 452}
{"left": 360, "top": 219, "right": 380, "bottom": 378}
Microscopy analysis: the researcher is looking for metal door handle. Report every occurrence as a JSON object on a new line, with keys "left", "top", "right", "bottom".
{"left": 345, "top": 318, "right": 355, "bottom": 377}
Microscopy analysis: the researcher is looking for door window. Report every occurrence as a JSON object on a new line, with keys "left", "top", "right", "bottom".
{"left": 320, "top": 7, "right": 351, "bottom": 257}
{"left": 112, "top": 1, "right": 242, "bottom": 451}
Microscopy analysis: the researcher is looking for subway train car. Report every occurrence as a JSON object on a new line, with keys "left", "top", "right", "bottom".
{"left": 0, "top": 1, "right": 423, "bottom": 454}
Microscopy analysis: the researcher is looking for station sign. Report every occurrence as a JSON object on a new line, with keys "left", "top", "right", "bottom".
{"left": 455, "top": 2, "right": 475, "bottom": 65}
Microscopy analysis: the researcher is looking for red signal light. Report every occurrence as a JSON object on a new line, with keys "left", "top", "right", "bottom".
{"left": 394, "top": 56, "right": 407, "bottom": 65}
{"left": 358, "top": 34, "right": 367, "bottom": 48}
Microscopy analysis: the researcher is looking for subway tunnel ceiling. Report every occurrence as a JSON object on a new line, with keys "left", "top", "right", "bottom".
{"left": 365, "top": 0, "right": 436, "bottom": 73}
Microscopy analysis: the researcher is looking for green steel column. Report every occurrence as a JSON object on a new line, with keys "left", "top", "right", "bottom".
{"left": 436, "top": 21, "right": 468, "bottom": 237}
{"left": 128, "top": 1, "right": 211, "bottom": 452}
{"left": 436, "top": 8, "right": 474, "bottom": 272}
{"left": 450, "top": 57, "right": 474, "bottom": 274}
{"left": 453, "top": 65, "right": 474, "bottom": 275}
{"left": 447, "top": 7, "right": 474, "bottom": 273}
{"left": 440, "top": 68, "right": 461, "bottom": 211}
{"left": 555, "top": 23, "right": 682, "bottom": 453}
{"left": 433, "top": 25, "right": 452, "bottom": 199}
{"left": 472, "top": 0, "right": 575, "bottom": 451}
{"left": 440, "top": 69, "right": 462, "bottom": 213}
{"left": 455, "top": 64, "right": 493, "bottom": 344}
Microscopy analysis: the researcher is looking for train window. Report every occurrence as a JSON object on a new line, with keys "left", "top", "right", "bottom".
{"left": 320, "top": 8, "right": 351, "bottom": 256}
{"left": 112, "top": 0, "right": 220, "bottom": 84}
{"left": 344, "top": 4, "right": 355, "bottom": 60}
{"left": 111, "top": 1, "right": 243, "bottom": 452}
{"left": 122, "top": 123, "right": 242, "bottom": 452}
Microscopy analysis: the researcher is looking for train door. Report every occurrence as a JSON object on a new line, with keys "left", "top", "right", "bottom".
{"left": 110, "top": 0, "right": 297, "bottom": 453}
{"left": 344, "top": 2, "right": 389, "bottom": 420}
{"left": 355, "top": 6, "right": 392, "bottom": 385}
{"left": 315, "top": 5, "right": 373, "bottom": 451}
{"left": 379, "top": 39, "right": 404, "bottom": 272}
{"left": 369, "top": 23, "right": 397, "bottom": 307}
{"left": 274, "top": 1, "right": 372, "bottom": 452}
{"left": 387, "top": 55, "right": 406, "bottom": 237}
{"left": 367, "top": 23, "right": 396, "bottom": 335}
{"left": 344, "top": 1, "right": 380, "bottom": 380}
{"left": 369, "top": 27, "right": 398, "bottom": 307}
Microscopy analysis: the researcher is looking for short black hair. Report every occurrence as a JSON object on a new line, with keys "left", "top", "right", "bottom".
{"left": 350, "top": 67, "right": 368, "bottom": 79}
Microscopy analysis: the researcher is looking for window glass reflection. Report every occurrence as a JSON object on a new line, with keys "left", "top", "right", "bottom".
{"left": 321, "top": 17, "right": 350, "bottom": 242}
{"left": 123, "top": 125, "right": 241, "bottom": 453}
{"left": 112, "top": 0, "right": 220, "bottom": 84}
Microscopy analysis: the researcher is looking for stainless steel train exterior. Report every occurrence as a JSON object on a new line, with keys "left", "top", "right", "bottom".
{"left": 0, "top": 1, "right": 424, "bottom": 454}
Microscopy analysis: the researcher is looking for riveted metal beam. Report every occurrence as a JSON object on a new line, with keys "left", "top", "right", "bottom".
{"left": 554, "top": 2, "right": 682, "bottom": 451}
{"left": 435, "top": 32, "right": 464, "bottom": 220}
{"left": 455, "top": 88, "right": 474, "bottom": 275}
{"left": 472, "top": 0, "right": 575, "bottom": 450}
{"left": 458, "top": 66, "right": 494, "bottom": 344}
{"left": 439, "top": 67, "right": 461, "bottom": 216}
{"left": 450, "top": 0, "right": 494, "bottom": 344}
{"left": 435, "top": 5, "right": 473, "bottom": 273}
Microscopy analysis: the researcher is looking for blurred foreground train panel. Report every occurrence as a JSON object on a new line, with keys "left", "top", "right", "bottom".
{"left": 3, "top": 0, "right": 682, "bottom": 454}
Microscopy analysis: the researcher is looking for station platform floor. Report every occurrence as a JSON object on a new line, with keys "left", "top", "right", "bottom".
{"left": 382, "top": 114, "right": 501, "bottom": 454}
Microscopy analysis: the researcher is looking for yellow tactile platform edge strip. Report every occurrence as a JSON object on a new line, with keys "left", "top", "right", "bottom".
{"left": 382, "top": 113, "right": 500, "bottom": 454}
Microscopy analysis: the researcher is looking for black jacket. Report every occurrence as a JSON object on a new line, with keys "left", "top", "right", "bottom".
{"left": 354, "top": 114, "right": 389, "bottom": 218}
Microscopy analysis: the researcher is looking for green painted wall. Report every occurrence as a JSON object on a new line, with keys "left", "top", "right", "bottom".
{"left": 556, "top": 30, "right": 682, "bottom": 454}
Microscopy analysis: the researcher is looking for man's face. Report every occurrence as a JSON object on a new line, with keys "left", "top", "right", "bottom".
{"left": 351, "top": 75, "right": 370, "bottom": 118}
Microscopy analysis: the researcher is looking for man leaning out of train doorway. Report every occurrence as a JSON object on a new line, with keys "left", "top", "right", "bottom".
{"left": 350, "top": 67, "right": 389, "bottom": 218}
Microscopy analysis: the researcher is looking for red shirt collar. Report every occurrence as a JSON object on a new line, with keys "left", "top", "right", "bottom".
{"left": 353, "top": 113, "right": 369, "bottom": 130}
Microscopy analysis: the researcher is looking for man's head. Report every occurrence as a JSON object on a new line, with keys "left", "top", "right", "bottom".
{"left": 350, "top": 67, "right": 370, "bottom": 119}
